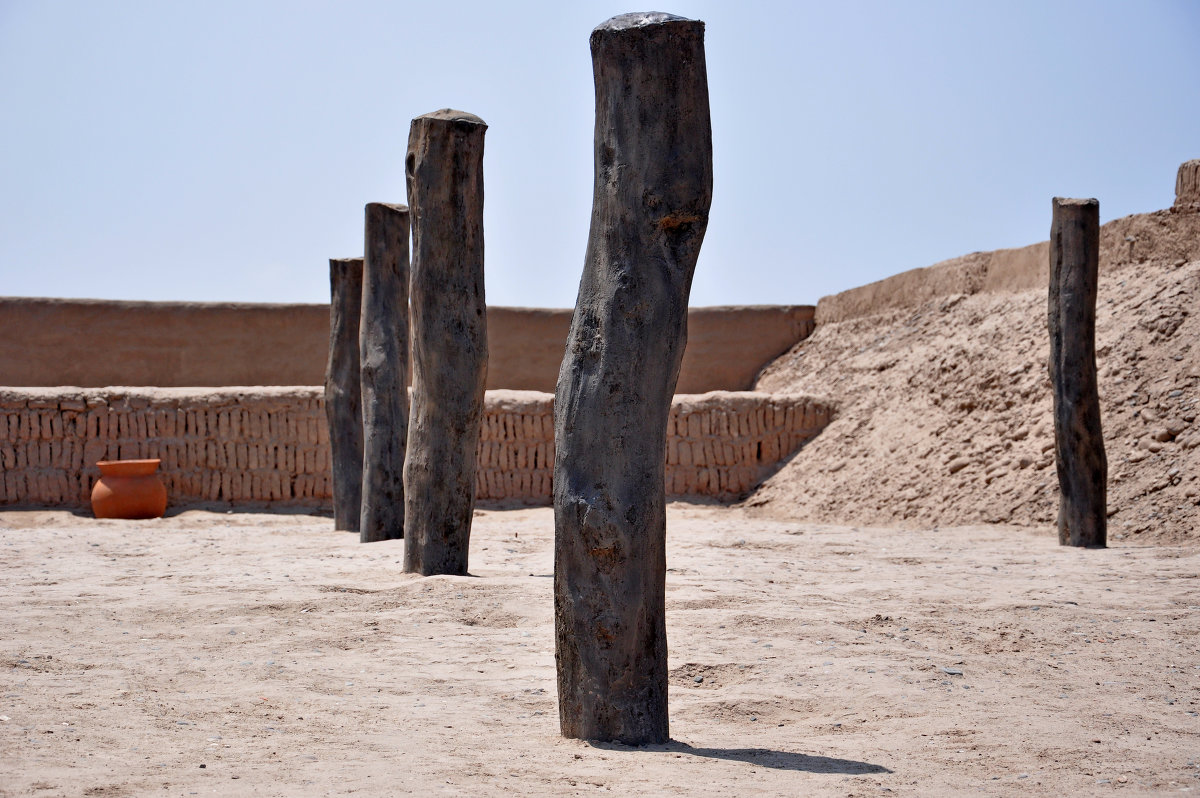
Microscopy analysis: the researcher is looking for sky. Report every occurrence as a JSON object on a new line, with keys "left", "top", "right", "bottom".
{"left": 0, "top": 0, "right": 1197, "bottom": 309}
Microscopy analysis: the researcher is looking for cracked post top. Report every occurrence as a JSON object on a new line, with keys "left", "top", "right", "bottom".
{"left": 414, "top": 109, "right": 487, "bottom": 127}
{"left": 594, "top": 11, "right": 695, "bottom": 32}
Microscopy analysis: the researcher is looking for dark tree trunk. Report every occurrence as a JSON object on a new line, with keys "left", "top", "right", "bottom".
{"left": 1049, "top": 197, "right": 1107, "bottom": 547}
{"left": 403, "top": 109, "right": 488, "bottom": 576}
{"left": 553, "top": 12, "right": 712, "bottom": 745}
{"left": 359, "top": 203, "right": 411, "bottom": 543}
{"left": 325, "top": 257, "right": 364, "bottom": 532}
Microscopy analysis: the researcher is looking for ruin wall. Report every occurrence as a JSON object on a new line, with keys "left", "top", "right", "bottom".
{"left": 0, "top": 387, "right": 832, "bottom": 510}
{"left": 814, "top": 207, "right": 1200, "bottom": 325}
{"left": 0, "top": 302, "right": 813, "bottom": 394}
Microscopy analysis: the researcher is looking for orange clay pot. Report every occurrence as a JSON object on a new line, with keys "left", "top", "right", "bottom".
{"left": 91, "top": 459, "right": 168, "bottom": 519}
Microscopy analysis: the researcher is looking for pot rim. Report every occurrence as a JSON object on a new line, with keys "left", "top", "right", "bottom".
{"left": 96, "top": 458, "right": 162, "bottom": 477}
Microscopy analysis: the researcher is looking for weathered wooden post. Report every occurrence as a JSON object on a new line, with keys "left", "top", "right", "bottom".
{"left": 554, "top": 12, "right": 712, "bottom": 744}
{"left": 359, "top": 203, "right": 411, "bottom": 543}
{"left": 403, "top": 110, "right": 488, "bottom": 575}
{"left": 1049, "top": 197, "right": 1106, "bottom": 547}
{"left": 325, "top": 256, "right": 364, "bottom": 532}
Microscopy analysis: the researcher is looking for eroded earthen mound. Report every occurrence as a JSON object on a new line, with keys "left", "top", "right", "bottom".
{"left": 752, "top": 206, "right": 1200, "bottom": 545}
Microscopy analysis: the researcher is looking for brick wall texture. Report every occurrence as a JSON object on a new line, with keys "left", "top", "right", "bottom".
{"left": 0, "top": 387, "right": 832, "bottom": 510}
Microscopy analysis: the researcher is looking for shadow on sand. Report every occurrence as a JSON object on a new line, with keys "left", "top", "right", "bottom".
{"left": 590, "top": 740, "right": 892, "bottom": 774}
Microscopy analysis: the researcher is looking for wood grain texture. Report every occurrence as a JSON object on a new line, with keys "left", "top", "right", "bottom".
{"left": 554, "top": 12, "right": 712, "bottom": 745}
{"left": 325, "top": 257, "right": 364, "bottom": 532}
{"left": 403, "top": 110, "right": 488, "bottom": 575}
{"left": 1049, "top": 198, "right": 1106, "bottom": 547}
{"left": 359, "top": 203, "right": 410, "bottom": 542}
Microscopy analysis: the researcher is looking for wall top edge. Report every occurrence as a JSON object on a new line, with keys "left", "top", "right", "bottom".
{"left": 0, "top": 386, "right": 325, "bottom": 402}
{"left": 0, "top": 296, "right": 330, "bottom": 312}
{"left": 0, "top": 297, "right": 813, "bottom": 315}
{"left": 0, "top": 386, "right": 831, "bottom": 405}
{"left": 493, "top": 304, "right": 816, "bottom": 316}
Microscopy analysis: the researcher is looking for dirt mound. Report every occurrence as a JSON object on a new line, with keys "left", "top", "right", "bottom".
{"left": 752, "top": 208, "right": 1200, "bottom": 545}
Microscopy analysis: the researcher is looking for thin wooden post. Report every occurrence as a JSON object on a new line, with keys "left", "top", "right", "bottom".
{"left": 359, "top": 203, "right": 410, "bottom": 543}
{"left": 403, "top": 110, "right": 488, "bottom": 575}
{"left": 554, "top": 12, "right": 712, "bottom": 745}
{"left": 1049, "top": 197, "right": 1106, "bottom": 547}
{"left": 325, "top": 257, "right": 364, "bottom": 532}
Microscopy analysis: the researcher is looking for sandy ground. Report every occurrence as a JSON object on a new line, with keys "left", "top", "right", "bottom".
{"left": 2, "top": 505, "right": 1198, "bottom": 797}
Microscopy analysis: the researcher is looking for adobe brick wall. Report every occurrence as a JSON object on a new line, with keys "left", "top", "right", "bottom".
{"left": 0, "top": 387, "right": 832, "bottom": 510}
{"left": 0, "top": 302, "right": 814, "bottom": 394}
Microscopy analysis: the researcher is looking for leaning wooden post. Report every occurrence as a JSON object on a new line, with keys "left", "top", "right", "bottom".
{"left": 359, "top": 203, "right": 411, "bottom": 543}
{"left": 402, "top": 110, "right": 488, "bottom": 575}
{"left": 554, "top": 12, "right": 712, "bottom": 745}
{"left": 1049, "top": 197, "right": 1106, "bottom": 547}
{"left": 325, "top": 256, "right": 364, "bottom": 532}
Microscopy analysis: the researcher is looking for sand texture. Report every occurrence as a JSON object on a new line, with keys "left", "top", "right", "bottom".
{"left": 755, "top": 253, "right": 1200, "bottom": 544}
{"left": 2, "top": 506, "right": 1198, "bottom": 796}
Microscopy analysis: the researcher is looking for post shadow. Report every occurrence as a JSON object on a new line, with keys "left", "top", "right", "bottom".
{"left": 588, "top": 740, "right": 892, "bottom": 774}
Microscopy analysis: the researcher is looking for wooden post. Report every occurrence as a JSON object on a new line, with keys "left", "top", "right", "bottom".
{"left": 402, "top": 110, "right": 488, "bottom": 575}
{"left": 1049, "top": 197, "right": 1106, "bottom": 547}
{"left": 359, "top": 203, "right": 411, "bottom": 543}
{"left": 325, "top": 256, "right": 364, "bottom": 532}
{"left": 554, "top": 12, "right": 712, "bottom": 745}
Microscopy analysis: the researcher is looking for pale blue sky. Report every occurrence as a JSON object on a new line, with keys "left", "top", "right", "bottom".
{"left": 1, "top": 1, "right": 1196, "bottom": 309}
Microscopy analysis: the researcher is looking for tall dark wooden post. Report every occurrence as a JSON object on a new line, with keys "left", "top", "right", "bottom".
{"left": 403, "top": 110, "right": 488, "bottom": 575}
{"left": 325, "top": 256, "right": 364, "bottom": 532}
{"left": 359, "top": 203, "right": 410, "bottom": 543}
{"left": 1049, "top": 197, "right": 1106, "bottom": 547}
{"left": 554, "top": 12, "right": 712, "bottom": 745}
